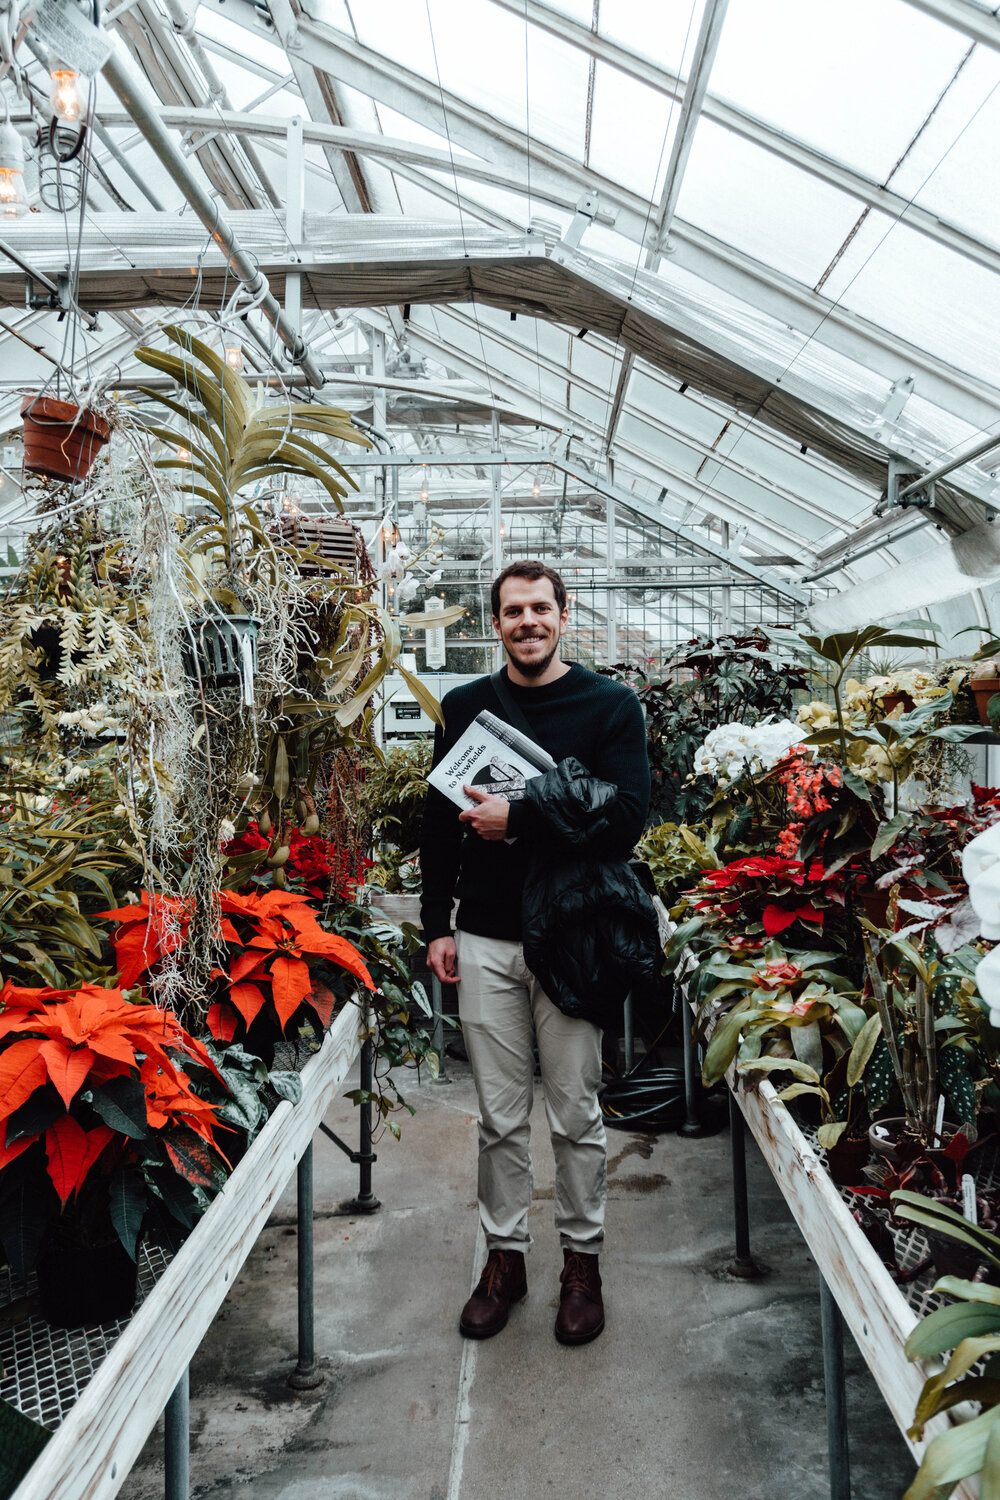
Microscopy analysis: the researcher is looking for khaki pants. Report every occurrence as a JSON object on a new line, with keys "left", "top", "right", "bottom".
{"left": 455, "top": 930, "right": 606, "bottom": 1255}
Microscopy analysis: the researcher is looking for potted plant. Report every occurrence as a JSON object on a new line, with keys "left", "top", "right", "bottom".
{"left": 132, "top": 326, "right": 370, "bottom": 691}
{"left": 98, "top": 886, "right": 375, "bottom": 1064}
{"left": 0, "top": 980, "right": 231, "bottom": 1326}
{"left": 21, "top": 391, "right": 110, "bottom": 482}
{"left": 858, "top": 930, "right": 981, "bottom": 1166}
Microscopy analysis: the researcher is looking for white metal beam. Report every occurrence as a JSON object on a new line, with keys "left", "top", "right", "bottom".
{"left": 900, "top": 0, "right": 1000, "bottom": 50}
{"left": 605, "top": 0, "right": 728, "bottom": 449}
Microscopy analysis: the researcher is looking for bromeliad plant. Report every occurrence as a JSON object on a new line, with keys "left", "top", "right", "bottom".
{"left": 693, "top": 941, "right": 864, "bottom": 1093}
{"left": 0, "top": 981, "right": 230, "bottom": 1277}
{"left": 859, "top": 930, "right": 982, "bottom": 1145}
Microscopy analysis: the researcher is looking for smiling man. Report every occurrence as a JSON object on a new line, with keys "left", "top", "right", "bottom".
{"left": 419, "top": 559, "right": 651, "bottom": 1346}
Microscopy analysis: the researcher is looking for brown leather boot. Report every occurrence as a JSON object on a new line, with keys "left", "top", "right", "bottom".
{"left": 459, "top": 1249, "right": 527, "bottom": 1339}
{"left": 554, "top": 1249, "right": 604, "bottom": 1345}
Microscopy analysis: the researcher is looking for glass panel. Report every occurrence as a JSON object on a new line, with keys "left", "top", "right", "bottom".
{"left": 890, "top": 47, "right": 1000, "bottom": 248}
{"left": 192, "top": 8, "right": 289, "bottom": 74}
{"left": 588, "top": 61, "right": 677, "bottom": 198}
{"left": 598, "top": 0, "right": 708, "bottom": 78}
{"left": 821, "top": 212, "right": 1000, "bottom": 385}
{"left": 349, "top": 0, "right": 589, "bottom": 158}
{"left": 675, "top": 121, "right": 867, "bottom": 286}
{"left": 710, "top": 0, "right": 971, "bottom": 182}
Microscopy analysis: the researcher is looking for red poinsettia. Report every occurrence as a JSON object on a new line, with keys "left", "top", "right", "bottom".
{"left": 210, "top": 887, "right": 374, "bottom": 1040}
{"left": 693, "top": 855, "right": 844, "bottom": 938}
{"left": 95, "top": 893, "right": 197, "bottom": 988}
{"left": 223, "top": 821, "right": 371, "bottom": 900}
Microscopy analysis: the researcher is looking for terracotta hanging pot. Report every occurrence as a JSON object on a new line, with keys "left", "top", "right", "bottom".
{"left": 21, "top": 395, "right": 110, "bottom": 481}
{"left": 970, "top": 677, "right": 1000, "bottom": 726}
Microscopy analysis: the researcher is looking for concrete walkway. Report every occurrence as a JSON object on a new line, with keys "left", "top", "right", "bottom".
{"left": 120, "top": 1057, "right": 915, "bottom": 1500}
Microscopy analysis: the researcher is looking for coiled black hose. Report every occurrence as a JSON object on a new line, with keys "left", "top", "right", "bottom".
{"left": 599, "top": 1066, "right": 687, "bottom": 1132}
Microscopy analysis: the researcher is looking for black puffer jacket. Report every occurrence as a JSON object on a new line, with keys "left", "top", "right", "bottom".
{"left": 520, "top": 757, "right": 662, "bottom": 1028}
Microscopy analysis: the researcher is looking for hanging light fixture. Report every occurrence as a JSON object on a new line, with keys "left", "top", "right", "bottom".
{"left": 222, "top": 340, "right": 244, "bottom": 371}
{"left": 49, "top": 67, "right": 84, "bottom": 124}
{"left": 0, "top": 119, "right": 28, "bottom": 219}
{"left": 532, "top": 476, "right": 541, "bottom": 497}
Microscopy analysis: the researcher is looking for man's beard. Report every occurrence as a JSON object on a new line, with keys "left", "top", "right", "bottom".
{"left": 508, "top": 634, "right": 558, "bottom": 678}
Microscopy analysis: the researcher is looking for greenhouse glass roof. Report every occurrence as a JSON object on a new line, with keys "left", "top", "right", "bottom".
{"left": 1, "top": 0, "right": 1000, "bottom": 644}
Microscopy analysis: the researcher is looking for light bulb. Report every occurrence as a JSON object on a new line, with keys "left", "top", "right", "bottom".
{"left": 176, "top": 445, "right": 190, "bottom": 462}
{"left": 49, "top": 67, "right": 83, "bottom": 124}
{"left": 223, "top": 342, "right": 243, "bottom": 371}
{"left": 532, "top": 479, "right": 541, "bottom": 497}
{"left": 420, "top": 485, "right": 429, "bottom": 502}
{"left": 0, "top": 124, "right": 27, "bottom": 219}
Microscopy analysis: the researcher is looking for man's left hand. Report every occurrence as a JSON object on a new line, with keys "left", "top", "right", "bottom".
{"left": 459, "top": 785, "right": 510, "bottom": 840}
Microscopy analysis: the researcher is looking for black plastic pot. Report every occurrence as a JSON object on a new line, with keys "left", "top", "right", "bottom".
{"left": 825, "top": 1134, "right": 871, "bottom": 1188}
{"left": 37, "top": 1238, "right": 138, "bottom": 1327}
{"left": 925, "top": 1230, "right": 982, "bottom": 1281}
{"left": 183, "top": 613, "right": 258, "bottom": 690}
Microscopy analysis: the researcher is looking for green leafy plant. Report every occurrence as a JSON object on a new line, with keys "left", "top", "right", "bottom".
{"left": 893, "top": 1195, "right": 1000, "bottom": 1499}
{"left": 601, "top": 628, "right": 808, "bottom": 824}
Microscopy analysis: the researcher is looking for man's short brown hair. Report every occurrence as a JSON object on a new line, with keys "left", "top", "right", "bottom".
{"left": 491, "top": 560, "right": 568, "bottom": 620}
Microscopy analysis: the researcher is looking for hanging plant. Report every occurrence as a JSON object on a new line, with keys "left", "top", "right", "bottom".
{"left": 21, "top": 394, "right": 110, "bottom": 483}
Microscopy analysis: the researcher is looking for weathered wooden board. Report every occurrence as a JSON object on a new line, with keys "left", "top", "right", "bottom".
{"left": 733, "top": 1075, "right": 979, "bottom": 1498}
{"left": 12, "top": 1000, "right": 363, "bottom": 1500}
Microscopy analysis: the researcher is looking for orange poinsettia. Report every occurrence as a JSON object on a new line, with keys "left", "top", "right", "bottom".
{"left": 99, "top": 887, "right": 375, "bottom": 1045}
{"left": 94, "top": 893, "right": 197, "bottom": 988}
{"left": 0, "top": 981, "right": 226, "bottom": 1202}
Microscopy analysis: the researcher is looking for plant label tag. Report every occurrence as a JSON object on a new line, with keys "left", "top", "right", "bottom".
{"left": 962, "top": 1173, "right": 978, "bottom": 1225}
{"left": 30, "top": 0, "right": 112, "bottom": 76}
{"left": 934, "top": 1093, "right": 946, "bottom": 1145}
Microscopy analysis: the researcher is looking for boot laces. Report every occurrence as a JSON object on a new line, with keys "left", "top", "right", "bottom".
{"left": 479, "top": 1252, "right": 510, "bottom": 1297}
{"left": 561, "top": 1253, "right": 594, "bottom": 1296}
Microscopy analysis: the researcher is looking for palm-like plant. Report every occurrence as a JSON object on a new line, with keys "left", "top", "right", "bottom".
{"left": 134, "top": 325, "right": 369, "bottom": 596}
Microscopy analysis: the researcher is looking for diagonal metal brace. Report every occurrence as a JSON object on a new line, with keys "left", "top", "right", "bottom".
{"left": 318, "top": 1119, "right": 376, "bottom": 1168}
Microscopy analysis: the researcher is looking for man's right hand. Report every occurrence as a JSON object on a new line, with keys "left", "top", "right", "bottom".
{"left": 427, "top": 936, "right": 460, "bottom": 984}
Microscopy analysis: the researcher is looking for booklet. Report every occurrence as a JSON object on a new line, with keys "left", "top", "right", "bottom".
{"left": 428, "top": 709, "right": 555, "bottom": 811}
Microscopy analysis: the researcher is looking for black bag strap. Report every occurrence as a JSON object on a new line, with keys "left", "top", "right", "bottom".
{"left": 490, "top": 669, "right": 535, "bottom": 740}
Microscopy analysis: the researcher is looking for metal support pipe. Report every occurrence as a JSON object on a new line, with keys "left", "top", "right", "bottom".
{"left": 622, "top": 992, "right": 634, "bottom": 1074}
{"left": 820, "top": 1274, "right": 852, "bottom": 1500}
{"left": 99, "top": 45, "right": 324, "bottom": 387}
{"left": 728, "top": 1090, "right": 763, "bottom": 1278}
{"left": 161, "top": 0, "right": 281, "bottom": 209}
{"left": 897, "top": 429, "right": 1000, "bottom": 501}
{"left": 284, "top": 115, "right": 304, "bottom": 333}
{"left": 346, "top": 1023, "right": 381, "bottom": 1214}
{"left": 679, "top": 997, "right": 705, "bottom": 1137}
{"left": 430, "top": 974, "right": 452, "bottom": 1085}
{"left": 164, "top": 1368, "right": 190, "bottom": 1500}
{"left": 490, "top": 408, "right": 503, "bottom": 669}
{"left": 288, "top": 1142, "right": 324, "bottom": 1389}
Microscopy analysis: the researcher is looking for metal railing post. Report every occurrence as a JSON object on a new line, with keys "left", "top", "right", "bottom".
{"left": 820, "top": 1274, "right": 852, "bottom": 1500}
{"left": 430, "top": 974, "right": 452, "bottom": 1085}
{"left": 288, "top": 1141, "right": 324, "bottom": 1390}
{"left": 164, "top": 1367, "right": 189, "bottom": 1500}
{"left": 346, "top": 1013, "right": 381, "bottom": 1213}
{"left": 728, "top": 1090, "right": 764, "bottom": 1278}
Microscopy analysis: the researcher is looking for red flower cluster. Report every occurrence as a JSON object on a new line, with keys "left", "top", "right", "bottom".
{"left": 224, "top": 820, "right": 371, "bottom": 900}
{"left": 696, "top": 855, "right": 842, "bottom": 937}
{"left": 775, "top": 753, "right": 843, "bottom": 858}
{"left": 100, "top": 889, "right": 375, "bottom": 1044}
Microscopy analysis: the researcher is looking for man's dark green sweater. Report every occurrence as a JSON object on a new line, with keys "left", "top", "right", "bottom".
{"left": 419, "top": 663, "right": 650, "bottom": 943}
